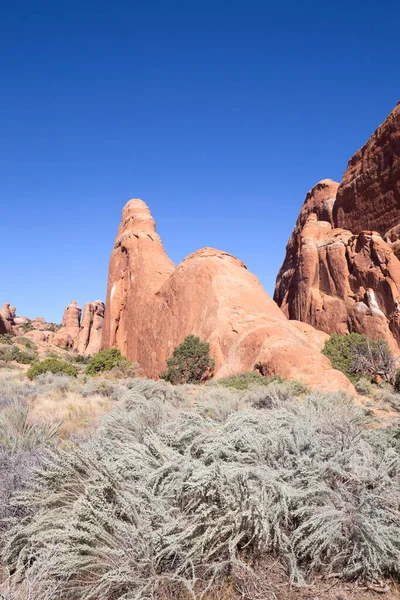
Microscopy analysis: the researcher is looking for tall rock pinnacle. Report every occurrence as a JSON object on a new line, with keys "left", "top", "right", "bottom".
{"left": 102, "top": 199, "right": 354, "bottom": 392}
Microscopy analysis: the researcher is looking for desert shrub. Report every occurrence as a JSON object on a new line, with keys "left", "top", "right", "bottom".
{"left": 81, "top": 378, "right": 117, "bottom": 398}
{"left": 108, "top": 360, "right": 140, "bottom": 378}
{"left": 161, "top": 334, "right": 215, "bottom": 384}
{"left": 0, "top": 378, "right": 39, "bottom": 410}
{"left": 323, "top": 333, "right": 396, "bottom": 382}
{"left": 35, "top": 372, "right": 77, "bottom": 394}
{"left": 0, "top": 449, "right": 43, "bottom": 526}
{"left": 68, "top": 352, "right": 90, "bottom": 364}
{"left": 13, "top": 337, "right": 37, "bottom": 351}
{"left": 22, "top": 320, "right": 34, "bottom": 333}
{"left": 0, "top": 333, "right": 14, "bottom": 345}
{"left": 26, "top": 358, "right": 78, "bottom": 380}
{"left": 0, "top": 403, "right": 60, "bottom": 452}
{"left": 0, "top": 344, "right": 20, "bottom": 363}
{"left": 245, "top": 379, "right": 310, "bottom": 409}
{"left": 15, "top": 350, "right": 37, "bottom": 364}
{"left": 372, "top": 387, "right": 400, "bottom": 412}
{"left": 395, "top": 369, "right": 400, "bottom": 393}
{"left": 215, "top": 371, "right": 279, "bottom": 390}
{"left": 194, "top": 386, "right": 244, "bottom": 422}
{"left": 6, "top": 386, "right": 400, "bottom": 597}
{"left": 47, "top": 322, "right": 61, "bottom": 332}
{"left": 0, "top": 343, "right": 37, "bottom": 365}
{"left": 355, "top": 376, "right": 374, "bottom": 396}
{"left": 85, "top": 348, "right": 132, "bottom": 376}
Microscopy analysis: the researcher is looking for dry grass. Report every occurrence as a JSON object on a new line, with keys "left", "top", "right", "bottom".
{"left": 28, "top": 390, "right": 111, "bottom": 437}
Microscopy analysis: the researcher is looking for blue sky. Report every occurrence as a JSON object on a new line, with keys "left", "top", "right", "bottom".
{"left": 1, "top": 0, "right": 399, "bottom": 323}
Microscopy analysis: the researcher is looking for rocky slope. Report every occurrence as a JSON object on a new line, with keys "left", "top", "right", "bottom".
{"left": 102, "top": 199, "right": 353, "bottom": 392}
{"left": 275, "top": 103, "right": 400, "bottom": 351}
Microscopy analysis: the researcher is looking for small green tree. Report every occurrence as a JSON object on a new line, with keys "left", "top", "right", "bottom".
{"left": 161, "top": 335, "right": 214, "bottom": 384}
{"left": 27, "top": 358, "right": 78, "bottom": 380}
{"left": 85, "top": 348, "right": 132, "bottom": 376}
{"left": 322, "top": 333, "right": 396, "bottom": 383}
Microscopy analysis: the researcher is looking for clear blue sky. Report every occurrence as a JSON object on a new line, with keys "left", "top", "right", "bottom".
{"left": 1, "top": 0, "right": 399, "bottom": 323}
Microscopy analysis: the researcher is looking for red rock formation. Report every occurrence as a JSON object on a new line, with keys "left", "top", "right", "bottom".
{"left": 0, "top": 300, "right": 104, "bottom": 356}
{"left": 77, "top": 301, "right": 105, "bottom": 355}
{"left": 274, "top": 179, "right": 400, "bottom": 351}
{"left": 275, "top": 103, "right": 400, "bottom": 351}
{"left": 54, "top": 300, "right": 82, "bottom": 349}
{"left": 102, "top": 199, "right": 175, "bottom": 357}
{"left": 102, "top": 199, "right": 354, "bottom": 393}
{"left": 53, "top": 300, "right": 105, "bottom": 355}
{"left": 0, "top": 303, "right": 16, "bottom": 334}
{"left": 333, "top": 102, "right": 400, "bottom": 236}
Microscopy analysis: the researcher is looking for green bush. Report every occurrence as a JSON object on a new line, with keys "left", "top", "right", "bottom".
{"left": 0, "top": 334, "right": 14, "bottom": 345}
{"left": 26, "top": 358, "right": 78, "bottom": 380}
{"left": 0, "top": 343, "right": 37, "bottom": 365}
{"left": 15, "top": 351, "right": 37, "bottom": 365}
{"left": 161, "top": 335, "right": 215, "bottom": 384}
{"left": 322, "top": 333, "right": 395, "bottom": 382}
{"left": 22, "top": 320, "right": 34, "bottom": 333}
{"left": 85, "top": 348, "right": 132, "bottom": 376}
{"left": 355, "top": 377, "right": 374, "bottom": 396}
{"left": 216, "top": 371, "right": 282, "bottom": 390}
{"left": 0, "top": 344, "right": 20, "bottom": 363}
{"left": 70, "top": 353, "right": 90, "bottom": 364}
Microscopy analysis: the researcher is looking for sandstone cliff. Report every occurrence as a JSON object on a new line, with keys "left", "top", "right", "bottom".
{"left": 275, "top": 103, "right": 400, "bottom": 350}
{"left": 102, "top": 199, "right": 353, "bottom": 392}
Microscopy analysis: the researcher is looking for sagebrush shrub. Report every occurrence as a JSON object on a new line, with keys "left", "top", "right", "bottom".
{"left": 0, "top": 344, "right": 20, "bottom": 363}
{"left": 5, "top": 385, "right": 400, "bottom": 599}
{"left": 215, "top": 371, "right": 275, "bottom": 390}
{"left": 355, "top": 376, "right": 374, "bottom": 396}
{"left": 80, "top": 378, "right": 118, "bottom": 398}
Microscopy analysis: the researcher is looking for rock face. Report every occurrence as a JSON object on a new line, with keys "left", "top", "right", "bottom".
{"left": 102, "top": 199, "right": 175, "bottom": 357}
{"left": 275, "top": 104, "right": 400, "bottom": 350}
{"left": 54, "top": 301, "right": 82, "bottom": 349}
{"left": 54, "top": 300, "right": 105, "bottom": 355}
{"left": 77, "top": 301, "right": 105, "bottom": 355}
{"left": 102, "top": 199, "right": 353, "bottom": 393}
{"left": 333, "top": 102, "right": 400, "bottom": 236}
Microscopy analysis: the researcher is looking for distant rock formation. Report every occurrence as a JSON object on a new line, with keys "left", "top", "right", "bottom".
{"left": 77, "top": 301, "right": 105, "bottom": 355}
{"left": 102, "top": 199, "right": 353, "bottom": 392}
{"left": 1, "top": 300, "right": 104, "bottom": 356}
{"left": 54, "top": 300, "right": 105, "bottom": 355}
{"left": 275, "top": 103, "right": 400, "bottom": 350}
{"left": 0, "top": 303, "right": 16, "bottom": 334}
